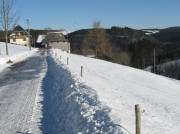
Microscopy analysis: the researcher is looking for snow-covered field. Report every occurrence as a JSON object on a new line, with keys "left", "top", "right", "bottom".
{"left": 0, "top": 43, "right": 180, "bottom": 134}
{"left": 48, "top": 49, "right": 180, "bottom": 134}
{"left": 0, "top": 42, "right": 37, "bottom": 72}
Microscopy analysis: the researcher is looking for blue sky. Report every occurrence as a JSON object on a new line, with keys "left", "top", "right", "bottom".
{"left": 15, "top": 0, "right": 180, "bottom": 30}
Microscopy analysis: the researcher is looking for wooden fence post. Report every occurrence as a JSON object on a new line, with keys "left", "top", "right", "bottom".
{"left": 80, "top": 66, "right": 83, "bottom": 77}
{"left": 67, "top": 57, "right": 69, "bottom": 65}
{"left": 135, "top": 104, "right": 141, "bottom": 134}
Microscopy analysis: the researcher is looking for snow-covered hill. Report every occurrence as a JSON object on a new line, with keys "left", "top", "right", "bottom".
{"left": 45, "top": 49, "right": 180, "bottom": 134}
{"left": 142, "top": 29, "right": 159, "bottom": 35}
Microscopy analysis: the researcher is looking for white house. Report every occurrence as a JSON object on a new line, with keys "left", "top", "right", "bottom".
{"left": 9, "top": 25, "right": 30, "bottom": 46}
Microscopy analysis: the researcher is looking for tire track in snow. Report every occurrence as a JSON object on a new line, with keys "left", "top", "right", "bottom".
{"left": 0, "top": 50, "right": 46, "bottom": 134}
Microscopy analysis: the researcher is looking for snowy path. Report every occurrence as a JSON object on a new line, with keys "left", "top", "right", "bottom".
{"left": 39, "top": 54, "right": 123, "bottom": 134}
{"left": 0, "top": 50, "right": 46, "bottom": 134}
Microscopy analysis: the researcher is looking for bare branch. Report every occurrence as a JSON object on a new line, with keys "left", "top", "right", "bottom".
{"left": 93, "top": 20, "right": 101, "bottom": 29}
{"left": 0, "top": 0, "right": 19, "bottom": 55}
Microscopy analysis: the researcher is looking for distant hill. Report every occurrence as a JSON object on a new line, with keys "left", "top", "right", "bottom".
{"left": 151, "top": 26, "right": 180, "bottom": 63}
{"left": 161, "top": 26, "right": 180, "bottom": 32}
{"left": 153, "top": 26, "right": 180, "bottom": 44}
{"left": 68, "top": 27, "right": 158, "bottom": 49}
{"left": 141, "top": 29, "right": 160, "bottom": 35}
{"left": 106, "top": 26, "right": 159, "bottom": 46}
{"left": 67, "top": 26, "right": 162, "bottom": 67}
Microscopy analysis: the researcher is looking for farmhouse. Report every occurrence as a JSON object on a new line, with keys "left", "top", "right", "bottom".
{"left": 9, "top": 25, "right": 30, "bottom": 46}
{"left": 45, "top": 32, "right": 71, "bottom": 52}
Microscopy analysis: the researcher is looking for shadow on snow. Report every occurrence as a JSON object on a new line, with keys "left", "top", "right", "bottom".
{"left": 0, "top": 55, "right": 45, "bottom": 88}
{"left": 39, "top": 55, "right": 124, "bottom": 134}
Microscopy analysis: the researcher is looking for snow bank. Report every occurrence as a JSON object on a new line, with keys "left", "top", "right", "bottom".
{"left": 0, "top": 42, "right": 38, "bottom": 72}
{"left": 49, "top": 48, "right": 180, "bottom": 134}
{"left": 40, "top": 52, "right": 122, "bottom": 134}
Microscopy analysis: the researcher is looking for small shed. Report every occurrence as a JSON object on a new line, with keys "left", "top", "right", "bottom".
{"left": 45, "top": 32, "right": 71, "bottom": 52}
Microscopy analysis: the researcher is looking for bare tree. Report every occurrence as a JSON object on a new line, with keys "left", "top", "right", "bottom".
{"left": 83, "top": 28, "right": 112, "bottom": 59}
{"left": 44, "top": 27, "right": 53, "bottom": 30}
{"left": 26, "top": 19, "right": 31, "bottom": 50}
{"left": 0, "top": 0, "right": 18, "bottom": 55}
{"left": 93, "top": 20, "right": 101, "bottom": 29}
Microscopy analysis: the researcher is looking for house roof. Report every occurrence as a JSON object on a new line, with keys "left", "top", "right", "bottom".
{"left": 45, "top": 33, "right": 68, "bottom": 42}
{"left": 9, "top": 25, "right": 30, "bottom": 37}
{"left": 13, "top": 25, "right": 25, "bottom": 31}
{"left": 37, "top": 35, "right": 46, "bottom": 43}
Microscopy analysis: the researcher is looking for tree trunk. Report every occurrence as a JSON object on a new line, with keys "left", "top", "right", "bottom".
{"left": 154, "top": 48, "right": 156, "bottom": 73}
{"left": 95, "top": 46, "right": 98, "bottom": 57}
{"left": 5, "top": 32, "right": 8, "bottom": 55}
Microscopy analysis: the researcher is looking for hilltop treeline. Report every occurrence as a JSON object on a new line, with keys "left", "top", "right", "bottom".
{"left": 67, "top": 26, "right": 180, "bottom": 69}
{"left": 153, "top": 27, "right": 180, "bottom": 44}
{"left": 68, "top": 27, "right": 164, "bottom": 68}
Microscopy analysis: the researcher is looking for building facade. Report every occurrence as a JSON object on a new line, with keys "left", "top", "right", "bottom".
{"left": 45, "top": 32, "right": 71, "bottom": 52}
{"left": 9, "top": 25, "right": 30, "bottom": 46}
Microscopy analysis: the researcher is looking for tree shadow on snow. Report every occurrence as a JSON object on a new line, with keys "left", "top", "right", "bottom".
{"left": 0, "top": 55, "right": 45, "bottom": 88}
{"left": 16, "top": 131, "right": 29, "bottom": 134}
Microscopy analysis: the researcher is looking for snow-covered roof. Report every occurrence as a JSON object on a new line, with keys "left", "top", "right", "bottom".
{"left": 13, "top": 25, "right": 24, "bottom": 31}
{"left": 10, "top": 25, "right": 29, "bottom": 35}
{"left": 46, "top": 33, "right": 68, "bottom": 42}
{"left": 36, "top": 35, "right": 46, "bottom": 43}
{"left": 60, "top": 31, "right": 74, "bottom": 35}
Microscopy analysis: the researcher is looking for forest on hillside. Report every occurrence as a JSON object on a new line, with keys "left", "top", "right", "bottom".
{"left": 67, "top": 27, "right": 180, "bottom": 70}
